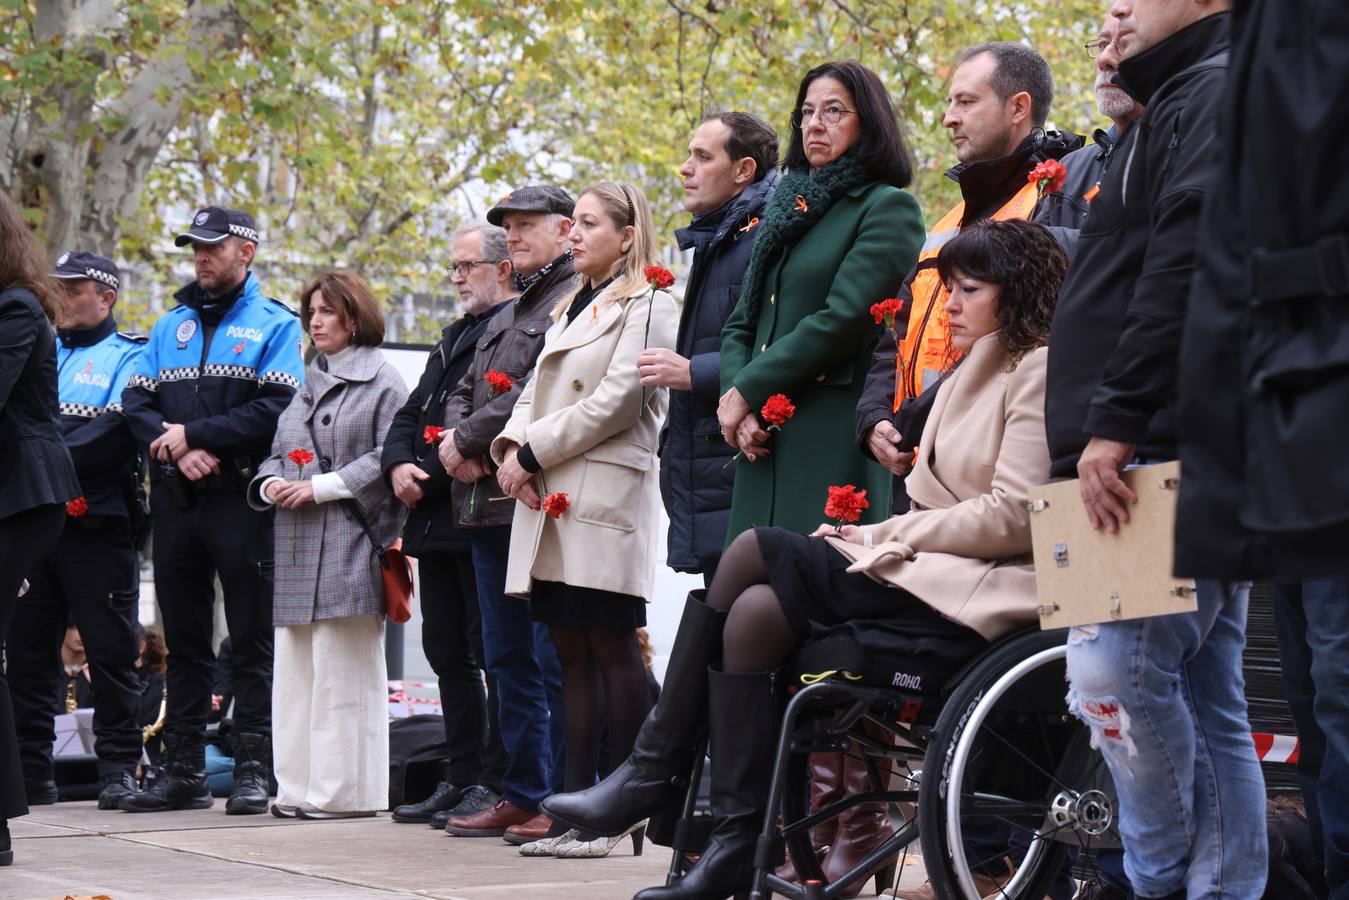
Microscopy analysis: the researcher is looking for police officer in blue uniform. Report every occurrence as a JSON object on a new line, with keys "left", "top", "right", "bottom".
{"left": 7, "top": 251, "right": 147, "bottom": 812}
{"left": 120, "top": 208, "right": 303, "bottom": 814}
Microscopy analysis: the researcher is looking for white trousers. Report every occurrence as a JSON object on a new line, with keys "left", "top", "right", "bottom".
{"left": 273, "top": 615, "right": 389, "bottom": 812}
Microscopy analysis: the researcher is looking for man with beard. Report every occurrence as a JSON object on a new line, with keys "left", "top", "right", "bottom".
{"left": 854, "top": 42, "right": 1079, "bottom": 505}
{"left": 1034, "top": 14, "right": 1145, "bottom": 258}
{"left": 384, "top": 222, "right": 515, "bottom": 828}
{"left": 121, "top": 207, "right": 304, "bottom": 815}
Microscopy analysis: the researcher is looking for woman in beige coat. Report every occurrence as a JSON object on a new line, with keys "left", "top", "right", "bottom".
{"left": 541, "top": 219, "right": 1070, "bottom": 898}
{"left": 491, "top": 181, "right": 677, "bottom": 857}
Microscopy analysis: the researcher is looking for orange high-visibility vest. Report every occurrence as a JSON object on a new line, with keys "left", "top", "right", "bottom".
{"left": 893, "top": 182, "right": 1040, "bottom": 409}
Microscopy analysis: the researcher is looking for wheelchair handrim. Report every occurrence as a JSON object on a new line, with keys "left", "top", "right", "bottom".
{"left": 944, "top": 644, "right": 1068, "bottom": 900}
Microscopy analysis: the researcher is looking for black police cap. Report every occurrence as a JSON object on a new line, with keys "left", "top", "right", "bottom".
{"left": 175, "top": 206, "right": 260, "bottom": 247}
{"left": 52, "top": 250, "right": 120, "bottom": 292}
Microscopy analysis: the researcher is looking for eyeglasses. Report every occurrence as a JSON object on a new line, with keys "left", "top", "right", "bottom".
{"left": 448, "top": 260, "right": 491, "bottom": 277}
{"left": 793, "top": 104, "right": 856, "bottom": 129}
{"left": 1085, "top": 39, "right": 1114, "bottom": 58}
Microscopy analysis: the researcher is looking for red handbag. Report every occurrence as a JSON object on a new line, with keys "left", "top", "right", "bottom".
{"left": 380, "top": 539, "right": 414, "bottom": 624}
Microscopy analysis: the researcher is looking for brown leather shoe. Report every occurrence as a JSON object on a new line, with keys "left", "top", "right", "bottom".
{"left": 444, "top": 798, "right": 537, "bottom": 837}
{"left": 822, "top": 724, "right": 900, "bottom": 898}
{"left": 502, "top": 812, "right": 553, "bottom": 846}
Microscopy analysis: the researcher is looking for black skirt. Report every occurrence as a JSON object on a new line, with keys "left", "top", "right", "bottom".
{"left": 754, "top": 526, "right": 980, "bottom": 643}
{"left": 529, "top": 580, "right": 647, "bottom": 629}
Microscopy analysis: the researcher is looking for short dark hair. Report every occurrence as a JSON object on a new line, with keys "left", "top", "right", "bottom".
{"left": 957, "top": 42, "right": 1055, "bottom": 127}
{"left": 700, "top": 111, "right": 779, "bottom": 183}
{"left": 299, "top": 271, "right": 387, "bottom": 348}
{"left": 782, "top": 60, "right": 913, "bottom": 188}
{"left": 936, "top": 219, "right": 1067, "bottom": 364}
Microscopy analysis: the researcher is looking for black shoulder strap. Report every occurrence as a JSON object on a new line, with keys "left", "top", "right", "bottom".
{"left": 304, "top": 406, "right": 388, "bottom": 568}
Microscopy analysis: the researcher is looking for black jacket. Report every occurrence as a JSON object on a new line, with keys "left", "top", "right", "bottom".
{"left": 853, "top": 131, "right": 1080, "bottom": 508}
{"left": 1045, "top": 14, "right": 1230, "bottom": 479}
{"left": 661, "top": 173, "right": 777, "bottom": 573}
{"left": 0, "top": 287, "right": 81, "bottom": 519}
{"left": 444, "top": 257, "right": 576, "bottom": 529}
{"left": 1176, "top": 1, "right": 1349, "bottom": 578}
{"left": 381, "top": 302, "right": 507, "bottom": 555}
{"left": 1033, "top": 126, "right": 1125, "bottom": 262}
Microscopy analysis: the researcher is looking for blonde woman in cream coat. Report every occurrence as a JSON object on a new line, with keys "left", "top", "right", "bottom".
{"left": 491, "top": 182, "right": 677, "bottom": 858}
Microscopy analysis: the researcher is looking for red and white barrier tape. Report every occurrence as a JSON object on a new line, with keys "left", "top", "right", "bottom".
{"left": 1252, "top": 732, "right": 1299, "bottom": 764}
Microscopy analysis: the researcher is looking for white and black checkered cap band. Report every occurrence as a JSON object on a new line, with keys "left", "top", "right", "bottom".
{"left": 228, "top": 224, "right": 260, "bottom": 242}
{"left": 85, "top": 268, "right": 119, "bottom": 290}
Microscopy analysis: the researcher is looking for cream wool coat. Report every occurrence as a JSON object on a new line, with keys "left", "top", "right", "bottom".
{"left": 828, "top": 333, "right": 1051, "bottom": 641}
{"left": 491, "top": 283, "right": 678, "bottom": 601}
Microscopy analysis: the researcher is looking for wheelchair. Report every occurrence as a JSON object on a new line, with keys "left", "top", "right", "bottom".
{"left": 650, "top": 626, "right": 1119, "bottom": 900}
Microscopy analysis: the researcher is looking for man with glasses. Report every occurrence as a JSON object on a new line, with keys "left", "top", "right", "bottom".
{"left": 1034, "top": 15, "right": 1145, "bottom": 260}
{"left": 437, "top": 186, "right": 573, "bottom": 843}
{"left": 384, "top": 221, "right": 516, "bottom": 828}
{"left": 854, "top": 42, "right": 1080, "bottom": 512}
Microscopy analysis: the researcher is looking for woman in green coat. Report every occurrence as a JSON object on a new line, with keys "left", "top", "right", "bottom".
{"left": 718, "top": 60, "right": 925, "bottom": 539}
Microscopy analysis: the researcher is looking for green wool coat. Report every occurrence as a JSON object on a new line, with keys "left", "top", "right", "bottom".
{"left": 720, "top": 180, "right": 925, "bottom": 540}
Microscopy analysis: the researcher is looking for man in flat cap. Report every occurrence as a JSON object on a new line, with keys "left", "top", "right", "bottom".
{"left": 8, "top": 251, "right": 147, "bottom": 812}
{"left": 435, "top": 186, "right": 575, "bottom": 842}
{"left": 121, "top": 207, "right": 304, "bottom": 815}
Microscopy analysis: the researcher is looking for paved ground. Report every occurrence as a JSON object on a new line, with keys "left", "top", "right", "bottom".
{"left": 5, "top": 802, "right": 929, "bottom": 900}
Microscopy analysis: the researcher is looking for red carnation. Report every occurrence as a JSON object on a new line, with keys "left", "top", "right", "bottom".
{"left": 66, "top": 496, "right": 88, "bottom": 517}
{"left": 288, "top": 448, "right": 315, "bottom": 468}
{"left": 1029, "top": 159, "right": 1068, "bottom": 197}
{"left": 424, "top": 425, "right": 446, "bottom": 445}
{"left": 542, "top": 492, "right": 571, "bottom": 519}
{"left": 760, "top": 394, "right": 796, "bottom": 428}
{"left": 825, "top": 484, "right": 869, "bottom": 526}
{"left": 485, "top": 370, "right": 513, "bottom": 397}
{"left": 870, "top": 298, "right": 904, "bottom": 328}
{"left": 642, "top": 265, "right": 675, "bottom": 290}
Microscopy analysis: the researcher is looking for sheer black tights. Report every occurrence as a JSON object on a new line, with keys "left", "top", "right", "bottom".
{"left": 706, "top": 529, "right": 799, "bottom": 674}
{"left": 548, "top": 625, "right": 651, "bottom": 796}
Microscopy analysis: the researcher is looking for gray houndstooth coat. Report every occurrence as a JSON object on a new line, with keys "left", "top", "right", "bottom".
{"left": 249, "top": 345, "right": 408, "bottom": 625}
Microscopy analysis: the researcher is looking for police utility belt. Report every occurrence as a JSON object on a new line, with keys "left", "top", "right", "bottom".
{"left": 154, "top": 457, "right": 258, "bottom": 506}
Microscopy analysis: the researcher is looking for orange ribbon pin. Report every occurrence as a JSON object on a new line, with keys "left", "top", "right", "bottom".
{"left": 794, "top": 195, "right": 809, "bottom": 213}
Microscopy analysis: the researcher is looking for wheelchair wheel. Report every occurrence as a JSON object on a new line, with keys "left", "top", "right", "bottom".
{"left": 918, "top": 630, "right": 1120, "bottom": 899}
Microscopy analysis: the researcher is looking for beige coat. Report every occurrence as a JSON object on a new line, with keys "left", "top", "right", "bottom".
{"left": 828, "top": 334, "right": 1050, "bottom": 640}
{"left": 491, "top": 283, "right": 678, "bottom": 601}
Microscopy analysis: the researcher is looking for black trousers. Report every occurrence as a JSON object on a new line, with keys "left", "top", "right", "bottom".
{"left": 418, "top": 550, "right": 506, "bottom": 792}
{"left": 151, "top": 488, "right": 273, "bottom": 739}
{"left": 0, "top": 503, "right": 67, "bottom": 819}
{"left": 9, "top": 518, "right": 142, "bottom": 780}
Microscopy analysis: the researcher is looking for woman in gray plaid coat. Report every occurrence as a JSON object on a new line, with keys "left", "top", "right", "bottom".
{"left": 247, "top": 272, "right": 408, "bottom": 819}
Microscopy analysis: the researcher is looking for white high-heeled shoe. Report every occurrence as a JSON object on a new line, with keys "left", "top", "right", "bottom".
{"left": 552, "top": 820, "right": 647, "bottom": 858}
{"left": 519, "top": 828, "right": 581, "bottom": 856}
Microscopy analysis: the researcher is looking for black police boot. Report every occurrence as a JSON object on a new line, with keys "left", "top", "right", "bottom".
{"left": 97, "top": 770, "right": 139, "bottom": 811}
{"left": 393, "top": 778, "right": 467, "bottom": 824}
{"left": 23, "top": 778, "right": 58, "bottom": 806}
{"left": 120, "top": 735, "right": 213, "bottom": 812}
{"left": 542, "top": 592, "right": 726, "bottom": 836}
{"left": 226, "top": 731, "right": 271, "bottom": 815}
{"left": 634, "top": 667, "right": 778, "bottom": 900}
{"left": 0, "top": 820, "right": 11, "bottom": 866}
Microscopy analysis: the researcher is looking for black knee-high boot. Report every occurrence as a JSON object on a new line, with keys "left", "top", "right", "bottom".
{"left": 634, "top": 666, "right": 778, "bottom": 900}
{"left": 542, "top": 592, "right": 725, "bottom": 835}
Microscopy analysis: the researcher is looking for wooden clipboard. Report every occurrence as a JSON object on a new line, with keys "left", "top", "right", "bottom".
{"left": 1028, "top": 460, "right": 1197, "bottom": 629}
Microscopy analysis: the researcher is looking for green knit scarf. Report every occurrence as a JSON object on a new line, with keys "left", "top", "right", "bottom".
{"left": 737, "top": 147, "right": 873, "bottom": 323}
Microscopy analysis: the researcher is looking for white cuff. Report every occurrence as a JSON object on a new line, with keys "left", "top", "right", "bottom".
{"left": 311, "top": 471, "right": 354, "bottom": 504}
{"left": 257, "top": 476, "right": 285, "bottom": 507}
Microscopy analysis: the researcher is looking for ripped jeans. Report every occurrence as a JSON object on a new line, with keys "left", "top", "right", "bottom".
{"left": 1065, "top": 580, "right": 1267, "bottom": 899}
